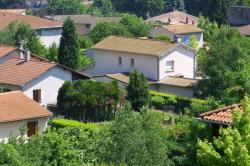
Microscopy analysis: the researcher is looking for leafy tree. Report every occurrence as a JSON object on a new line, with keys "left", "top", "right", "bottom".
{"left": 58, "top": 18, "right": 80, "bottom": 69}
{"left": 187, "top": 35, "right": 198, "bottom": 50}
{"left": 45, "top": 43, "right": 58, "bottom": 62}
{"left": 197, "top": 26, "right": 250, "bottom": 104}
{"left": 126, "top": 70, "right": 149, "bottom": 111}
{"left": 0, "top": 21, "right": 47, "bottom": 56}
{"left": 0, "top": 0, "right": 25, "bottom": 8}
{"left": 198, "top": 16, "right": 219, "bottom": 42}
{"left": 197, "top": 98, "right": 250, "bottom": 165}
{"left": 111, "top": 0, "right": 165, "bottom": 18}
{"left": 120, "top": 14, "right": 151, "bottom": 37}
{"left": 92, "top": 0, "right": 114, "bottom": 15}
{"left": 0, "top": 144, "right": 26, "bottom": 166}
{"left": 98, "top": 105, "right": 167, "bottom": 165}
{"left": 57, "top": 80, "right": 120, "bottom": 122}
{"left": 46, "top": 0, "right": 86, "bottom": 15}
{"left": 90, "top": 22, "right": 132, "bottom": 43}
{"left": 166, "top": 0, "right": 186, "bottom": 11}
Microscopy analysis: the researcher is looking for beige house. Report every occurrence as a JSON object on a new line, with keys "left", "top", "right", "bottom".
{"left": 0, "top": 91, "right": 53, "bottom": 143}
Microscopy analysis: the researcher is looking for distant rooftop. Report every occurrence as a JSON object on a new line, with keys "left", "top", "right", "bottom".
{"left": 0, "top": 9, "right": 26, "bottom": 15}
{"left": 146, "top": 11, "right": 199, "bottom": 26}
{"left": 45, "top": 14, "right": 121, "bottom": 24}
{"left": 0, "top": 11, "right": 62, "bottom": 30}
{"left": 164, "top": 24, "right": 204, "bottom": 35}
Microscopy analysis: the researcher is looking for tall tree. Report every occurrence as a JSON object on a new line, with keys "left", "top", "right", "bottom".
{"left": 58, "top": 18, "right": 80, "bottom": 69}
{"left": 126, "top": 70, "right": 149, "bottom": 111}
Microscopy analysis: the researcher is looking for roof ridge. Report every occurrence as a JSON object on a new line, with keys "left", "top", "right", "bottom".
{"left": 200, "top": 104, "right": 242, "bottom": 117}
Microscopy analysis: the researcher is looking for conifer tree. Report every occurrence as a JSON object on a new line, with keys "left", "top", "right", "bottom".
{"left": 58, "top": 18, "right": 80, "bottom": 69}
{"left": 126, "top": 70, "right": 149, "bottom": 111}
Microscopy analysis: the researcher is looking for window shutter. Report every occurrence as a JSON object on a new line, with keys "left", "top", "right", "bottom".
{"left": 33, "top": 89, "right": 41, "bottom": 103}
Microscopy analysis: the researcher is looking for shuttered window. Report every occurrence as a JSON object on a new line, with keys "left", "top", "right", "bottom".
{"left": 27, "top": 121, "right": 38, "bottom": 137}
{"left": 33, "top": 89, "right": 41, "bottom": 103}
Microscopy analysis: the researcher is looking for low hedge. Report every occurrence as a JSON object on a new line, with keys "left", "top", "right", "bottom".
{"left": 51, "top": 118, "right": 103, "bottom": 131}
{"left": 149, "top": 91, "right": 206, "bottom": 113}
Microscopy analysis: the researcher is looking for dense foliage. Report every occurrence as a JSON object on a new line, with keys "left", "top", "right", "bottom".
{"left": 58, "top": 18, "right": 80, "bottom": 69}
{"left": 0, "top": 21, "right": 47, "bottom": 56}
{"left": 198, "top": 98, "right": 250, "bottom": 165}
{"left": 126, "top": 70, "right": 150, "bottom": 111}
{"left": 197, "top": 25, "right": 250, "bottom": 104}
{"left": 57, "top": 80, "right": 120, "bottom": 122}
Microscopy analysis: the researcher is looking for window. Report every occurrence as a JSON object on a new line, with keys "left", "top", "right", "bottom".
{"left": 166, "top": 60, "right": 174, "bottom": 72}
{"left": 85, "top": 24, "right": 91, "bottom": 28}
{"left": 118, "top": 57, "right": 122, "bottom": 66}
{"left": 33, "top": 89, "right": 41, "bottom": 103}
{"left": 27, "top": 121, "right": 38, "bottom": 137}
{"left": 130, "top": 58, "right": 135, "bottom": 67}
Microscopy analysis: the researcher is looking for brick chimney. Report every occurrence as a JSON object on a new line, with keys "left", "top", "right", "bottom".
{"left": 186, "top": 17, "right": 189, "bottom": 24}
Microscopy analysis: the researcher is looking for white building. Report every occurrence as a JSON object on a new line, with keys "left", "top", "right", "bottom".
{"left": 81, "top": 36, "right": 198, "bottom": 97}
{"left": 149, "top": 24, "right": 204, "bottom": 48}
{"left": 0, "top": 45, "right": 90, "bottom": 107}
{"left": 0, "top": 11, "right": 62, "bottom": 47}
{"left": 0, "top": 91, "right": 52, "bottom": 143}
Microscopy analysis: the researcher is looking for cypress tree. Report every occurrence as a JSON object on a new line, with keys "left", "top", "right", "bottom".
{"left": 126, "top": 70, "right": 149, "bottom": 111}
{"left": 58, "top": 18, "right": 80, "bottom": 69}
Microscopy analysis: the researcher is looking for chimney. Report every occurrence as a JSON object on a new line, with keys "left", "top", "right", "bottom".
{"left": 25, "top": 50, "right": 31, "bottom": 62}
{"left": 192, "top": 21, "right": 195, "bottom": 25}
{"left": 19, "top": 45, "right": 24, "bottom": 59}
{"left": 186, "top": 17, "right": 189, "bottom": 24}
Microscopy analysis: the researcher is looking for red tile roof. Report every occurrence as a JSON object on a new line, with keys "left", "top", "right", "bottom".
{"left": 0, "top": 45, "right": 17, "bottom": 58}
{"left": 0, "top": 58, "right": 56, "bottom": 86}
{"left": 0, "top": 11, "right": 62, "bottom": 30}
{"left": 238, "top": 24, "right": 250, "bottom": 36}
{"left": 0, "top": 91, "right": 52, "bottom": 123}
{"left": 199, "top": 104, "right": 243, "bottom": 125}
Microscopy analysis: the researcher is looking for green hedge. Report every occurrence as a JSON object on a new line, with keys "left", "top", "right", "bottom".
{"left": 51, "top": 118, "right": 102, "bottom": 131}
{"left": 149, "top": 91, "right": 206, "bottom": 113}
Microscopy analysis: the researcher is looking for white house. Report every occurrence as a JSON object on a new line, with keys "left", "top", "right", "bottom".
{"left": 0, "top": 45, "right": 90, "bottom": 107}
{"left": 149, "top": 24, "right": 204, "bottom": 48}
{"left": 0, "top": 11, "right": 62, "bottom": 47}
{"left": 0, "top": 91, "right": 53, "bottom": 143}
{"left": 81, "top": 36, "right": 198, "bottom": 97}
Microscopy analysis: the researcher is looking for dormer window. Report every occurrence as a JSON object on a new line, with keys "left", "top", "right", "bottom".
{"left": 166, "top": 60, "right": 174, "bottom": 72}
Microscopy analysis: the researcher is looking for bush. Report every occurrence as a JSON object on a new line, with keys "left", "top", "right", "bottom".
{"left": 154, "top": 34, "right": 171, "bottom": 42}
{"left": 149, "top": 91, "right": 207, "bottom": 114}
{"left": 51, "top": 118, "right": 102, "bottom": 131}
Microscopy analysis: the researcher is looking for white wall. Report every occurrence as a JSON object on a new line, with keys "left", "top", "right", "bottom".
{"left": 159, "top": 84, "right": 194, "bottom": 98}
{"left": 22, "top": 66, "right": 72, "bottom": 107}
{"left": 159, "top": 47, "right": 196, "bottom": 80}
{"left": 37, "top": 28, "right": 62, "bottom": 47}
{"left": 84, "top": 50, "right": 159, "bottom": 81}
{"left": 0, "top": 117, "right": 49, "bottom": 143}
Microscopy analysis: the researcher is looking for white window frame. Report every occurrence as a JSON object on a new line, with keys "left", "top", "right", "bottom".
{"left": 166, "top": 60, "right": 174, "bottom": 72}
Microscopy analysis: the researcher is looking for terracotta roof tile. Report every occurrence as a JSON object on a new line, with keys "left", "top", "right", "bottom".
{"left": 0, "top": 11, "right": 62, "bottom": 30}
{"left": 164, "top": 24, "right": 204, "bottom": 35}
{"left": 0, "top": 91, "right": 52, "bottom": 123}
{"left": 0, "top": 58, "right": 56, "bottom": 86}
{"left": 199, "top": 104, "right": 243, "bottom": 125}
{"left": 0, "top": 45, "right": 17, "bottom": 58}
{"left": 92, "top": 36, "right": 177, "bottom": 57}
{"left": 238, "top": 24, "right": 250, "bottom": 36}
{"left": 146, "top": 11, "right": 199, "bottom": 25}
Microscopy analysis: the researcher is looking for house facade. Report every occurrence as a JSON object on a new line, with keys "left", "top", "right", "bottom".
{"left": 0, "top": 12, "right": 62, "bottom": 47}
{"left": 0, "top": 45, "right": 90, "bottom": 107}
{"left": 149, "top": 24, "right": 204, "bottom": 48}
{"left": 0, "top": 91, "right": 53, "bottom": 143}
{"left": 82, "top": 36, "right": 198, "bottom": 97}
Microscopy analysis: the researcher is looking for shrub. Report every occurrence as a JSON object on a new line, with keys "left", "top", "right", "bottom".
{"left": 154, "top": 34, "right": 171, "bottom": 42}
{"left": 51, "top": 118, "right": 102, "bottom": 131}
{"left": 151, "top": 95, "right": 165, "bottom": 109}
